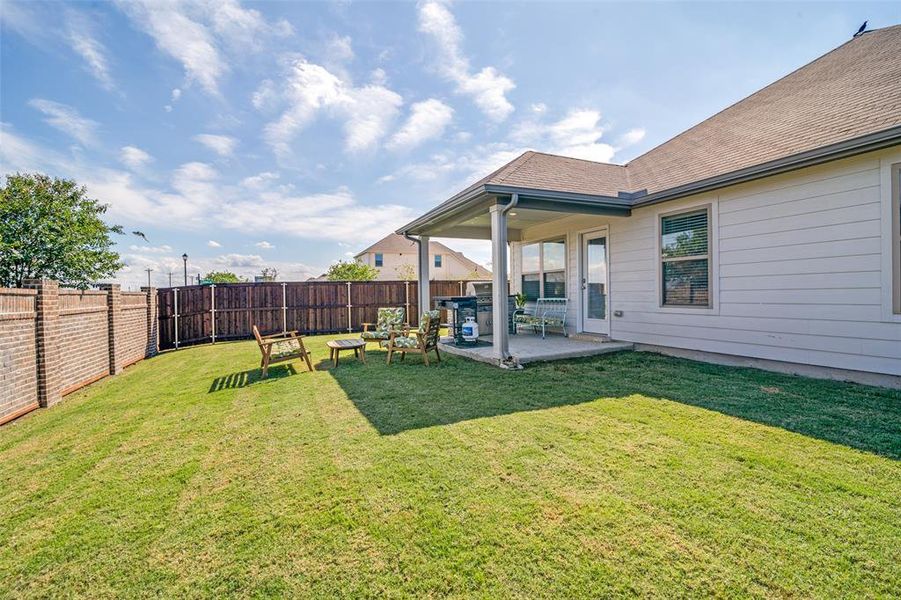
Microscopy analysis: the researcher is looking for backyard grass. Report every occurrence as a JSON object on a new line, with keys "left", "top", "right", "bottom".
{"left": 1, "top": 335, "right": 899, "bottom": 598}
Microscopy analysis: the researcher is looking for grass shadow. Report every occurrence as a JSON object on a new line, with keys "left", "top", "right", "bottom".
{"left": 208, "top": 364, "right": 298, "bottom": 393}
{"left": 328, "top": 349, "right": 901, "bottom": 458}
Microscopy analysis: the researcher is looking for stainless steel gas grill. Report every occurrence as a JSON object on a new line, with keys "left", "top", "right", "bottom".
{"left": 434, "top": 282, "right": 515, "bottom": 346}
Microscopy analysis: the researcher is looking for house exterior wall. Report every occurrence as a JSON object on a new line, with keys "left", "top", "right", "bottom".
{"left": 358, "top": 251, "right": 481, "bottom": 281}
{"left": 511, "top": 147, "right": 901, "bottom": 376}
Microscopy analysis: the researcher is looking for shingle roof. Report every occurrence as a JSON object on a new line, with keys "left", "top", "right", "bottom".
{"left": 447, "top": 25, "right": 901, "bottom": 202}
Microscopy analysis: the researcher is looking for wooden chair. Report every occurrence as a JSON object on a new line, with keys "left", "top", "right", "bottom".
{"left": 252, "top": 325, "right": 313, "bottom": 378}
{"left": 385, "top": 310, "right": 442, "bottom": 366}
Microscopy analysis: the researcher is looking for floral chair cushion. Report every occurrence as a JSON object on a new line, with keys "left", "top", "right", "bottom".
{"left": 389, "top": 335, "right": 419, "bottom": 348}
{"left": 272, "top": 339, "right": 302, "bottom": 359}
{"left": 362, "top": 307, "right": 405, "bottom": 340}
{"left": 361, "top": 330, "right": 390, "bottom": 340}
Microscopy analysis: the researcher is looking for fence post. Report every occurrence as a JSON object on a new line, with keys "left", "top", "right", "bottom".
{"left": 24, "top": 279, "right": 62, "bottom": 408}
{"left": 141, "top": 287, "right": 158, "bottom": 357}
{"left": 281, "top": 282, "right": 287, "bottom": 333}
{"left": 210, "top": 284, "right": 216, "bottom": 343}
{"left": 173, "top": 288, "right": 179, "bottom": 349}
{"left": 346, "top": 281, "right": 353, "bottom": 333}
{"left": 404, "top": 281, "right": 410, "bottom": 320}
{"left": 98, "top": 283, "right": 124, "bottom": 375}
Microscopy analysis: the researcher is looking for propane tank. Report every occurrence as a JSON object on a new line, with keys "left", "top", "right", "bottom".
{"left": 461, "top": 316, "right": 479, "bottom": 342}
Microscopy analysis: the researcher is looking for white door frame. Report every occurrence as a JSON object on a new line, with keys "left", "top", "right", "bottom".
{"left": 579, "top": 226, "right": 610, "bottom": 335}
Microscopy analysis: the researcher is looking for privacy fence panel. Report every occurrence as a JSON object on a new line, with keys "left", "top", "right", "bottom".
{"left": 157, "top": 280, "right": 475, "bottom": 350}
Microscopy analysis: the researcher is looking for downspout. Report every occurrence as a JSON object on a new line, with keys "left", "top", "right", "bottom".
{"left": 403, "top": 231, "right": 429, "bottom": 316}
{"left": 501, "top": 192, "right": 519, "bottom": 217}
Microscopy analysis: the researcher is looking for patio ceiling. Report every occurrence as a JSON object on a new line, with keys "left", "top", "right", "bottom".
{"left": 400, "top": 185, "right": 632, "bottom": 240}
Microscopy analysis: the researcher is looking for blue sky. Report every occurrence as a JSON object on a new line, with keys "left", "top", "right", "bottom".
{"left": 2, "top": 1, "right": 898, "bottom": 288}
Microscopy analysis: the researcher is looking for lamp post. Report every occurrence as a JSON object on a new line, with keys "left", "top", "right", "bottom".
{"left": 182, "top": 253, "right": 188, "bottom": 286}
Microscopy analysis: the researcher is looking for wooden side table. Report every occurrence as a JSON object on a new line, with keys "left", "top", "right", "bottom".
{"left": 326, "top": 339, "right": 367, "bottom": 367}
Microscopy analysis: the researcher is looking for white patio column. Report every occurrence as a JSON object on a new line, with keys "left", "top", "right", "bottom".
{"left": 489, "top": 204, "right": 510, "bottom": 362}
{"left": 417, "top": 235, "right": 430, "bottom": 316}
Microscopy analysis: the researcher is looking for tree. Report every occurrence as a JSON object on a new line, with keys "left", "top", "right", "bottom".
{"left": 204, "top": 271, "right": 244, "bottom": 283}
{"left": 326, "top": 259, "right": 379, "bottom": 281}
{"left": 258, "top": 267, "right": 278, "bottom": 282}
{"left": 0, "top": 173, "right": 123, "bottom": 289}
{"left": 394, "top": 263, "right": 416, "bottom": 281}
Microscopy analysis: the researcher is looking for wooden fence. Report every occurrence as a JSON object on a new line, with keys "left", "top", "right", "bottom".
{"left": 157, "top": 280, "right": 469, "bottom": 350}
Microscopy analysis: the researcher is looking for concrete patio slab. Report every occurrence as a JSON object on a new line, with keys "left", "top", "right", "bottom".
{"left": 439, "top": 333, "right": 633, "bottom": 366}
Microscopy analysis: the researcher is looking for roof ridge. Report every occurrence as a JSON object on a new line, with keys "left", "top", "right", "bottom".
{"left": 493, "top": 150, "right": 539, "bottom": 184}
{"left": 527, "top": 150, "right": 624, "bottom": 168}
{"left": 624, "top": 30, "right": 877, "bottom": 168}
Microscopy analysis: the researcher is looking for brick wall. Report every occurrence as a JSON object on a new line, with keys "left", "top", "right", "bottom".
{"left": 0, "top": 281, "right": 158, "bottom": 425}
{"left": 58, "top": 290, "right": 110, "bottom": 395}
{"left": 0, "top": 289, "right": 38, "bottom": 423}
{"left": 120, "top": 292, "right": 149, "bottom": 367}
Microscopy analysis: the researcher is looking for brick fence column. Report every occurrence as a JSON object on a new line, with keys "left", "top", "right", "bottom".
{"left": 25, "top": 279, "right": 62, "bottom": 407}
{"left": 141, "top": 286, "right": 158, "bottom": 357}
{"left": 99, "top": 284, "right": 123, "bottom": 375}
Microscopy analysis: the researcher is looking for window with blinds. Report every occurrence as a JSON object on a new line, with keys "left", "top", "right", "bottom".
{"left": 660, "top": 208, "right": 710, "bottom": 307}
{"left": 520, "top": 239, "right": 566, "bottom": 300}
{"left": 893, "top": 163, "right": 901, "bottom": 314}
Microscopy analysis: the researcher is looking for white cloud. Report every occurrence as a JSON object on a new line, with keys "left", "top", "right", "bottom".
{"left": 417, "top": 1, "right": 515, "bottom": 121}
{"left": 120, "top": 145, "right": 153, "bottom": 168}
{"left": 341, "top": 84, "right": 403, "bottom": 153}
{"left": 116, "top": 1, "right": 225, "bottom": 95}
{"left": 530, "top": 102, "right": 547, "bottom": 114}
{"left": 262, "top": 57, "right": 402, "bottom": 157}
{"left": 241, "top": 171, "right": 279, "bottom": 188}
{"left": 325, "top": 33, "right": 354, "bottom": 64}
{"left": 217, "top": 253, "right": 265, "bottom": 268}
{"left": 255, "top": 241, "right": 275, "bottom": 249}
{"left": 616, "top": 127, "right": 646, "bottom": 148}
{"left": 115, "top": 0, "right": 290, "bottom": 95}
{"left": 251, "top": 79, "right": 278, "bottom": 111}
{"left": 28, "top": 99, "right": 98, "bottom": 145}
{"left": 171, "top": 88, "right": 182, "bottom": 102}
{"left": 7, "top": 131, "right": 414, "bottom": 246}
{"left": 512, "top": 108, "right": 615, "bottom": 163}
{"left": 193, "top": 133, "right": 237, "bottom": 156}
{"left": 207, "top": 240, "right": 222, "bottom": 248}
{"left": 66, "top": 14, "right": 116, "bottom": 92}
{"left": 129, "top": 244, "right": 172, "bottom": 253}
{"left": 387, "top": 99, "right": 454, "bottom": 150}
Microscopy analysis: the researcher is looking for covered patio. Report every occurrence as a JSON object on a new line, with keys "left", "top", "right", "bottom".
{"left": 398, "top": 152, "right": 634, "bottom": 367}
{"left": 438, "top": 332, "right": 633, "bottom": 366}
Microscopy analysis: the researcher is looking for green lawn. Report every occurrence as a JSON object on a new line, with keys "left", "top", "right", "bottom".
{"left": 1, "top": 336, "right": 899, "bottom": 598}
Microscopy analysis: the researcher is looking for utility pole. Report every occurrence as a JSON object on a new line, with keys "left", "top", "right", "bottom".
{"left": 145, "top": 268, "right": 153, "bottom": 287}
{"left": 168, "top": 271, "right": 173, "bottom": 287}
{"left": 182, "top": 253, "right": 188, "bottom": 286}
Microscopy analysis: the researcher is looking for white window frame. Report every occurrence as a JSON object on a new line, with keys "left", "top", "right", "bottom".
{"left": 520, "top": 237, "right": 567, "bottom": 300}
{"left": 879, "top": 151, "right": 901, "bottom": 322}
{"left": 374, "top": 253, "right": 383, "bottom": 268}
{"left": 654, "top": 199, "right": 719, "bottom": 314}
{"left": 434, "top": 254, "right": 442, "bottom": 268}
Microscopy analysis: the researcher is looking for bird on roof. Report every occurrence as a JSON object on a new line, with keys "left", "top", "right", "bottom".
{"left": 132, "top": 230, "right": 149, "bottom": 243}
{"left": 853, "top": 21, "right": 867, "bottom": 37}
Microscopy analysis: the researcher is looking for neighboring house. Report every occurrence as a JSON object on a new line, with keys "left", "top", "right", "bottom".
{"left": 398, "top": 25, "right": 901, "bottom": 380}
{"left": 355, "top": 233, "right": 491, "bottom": 281}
